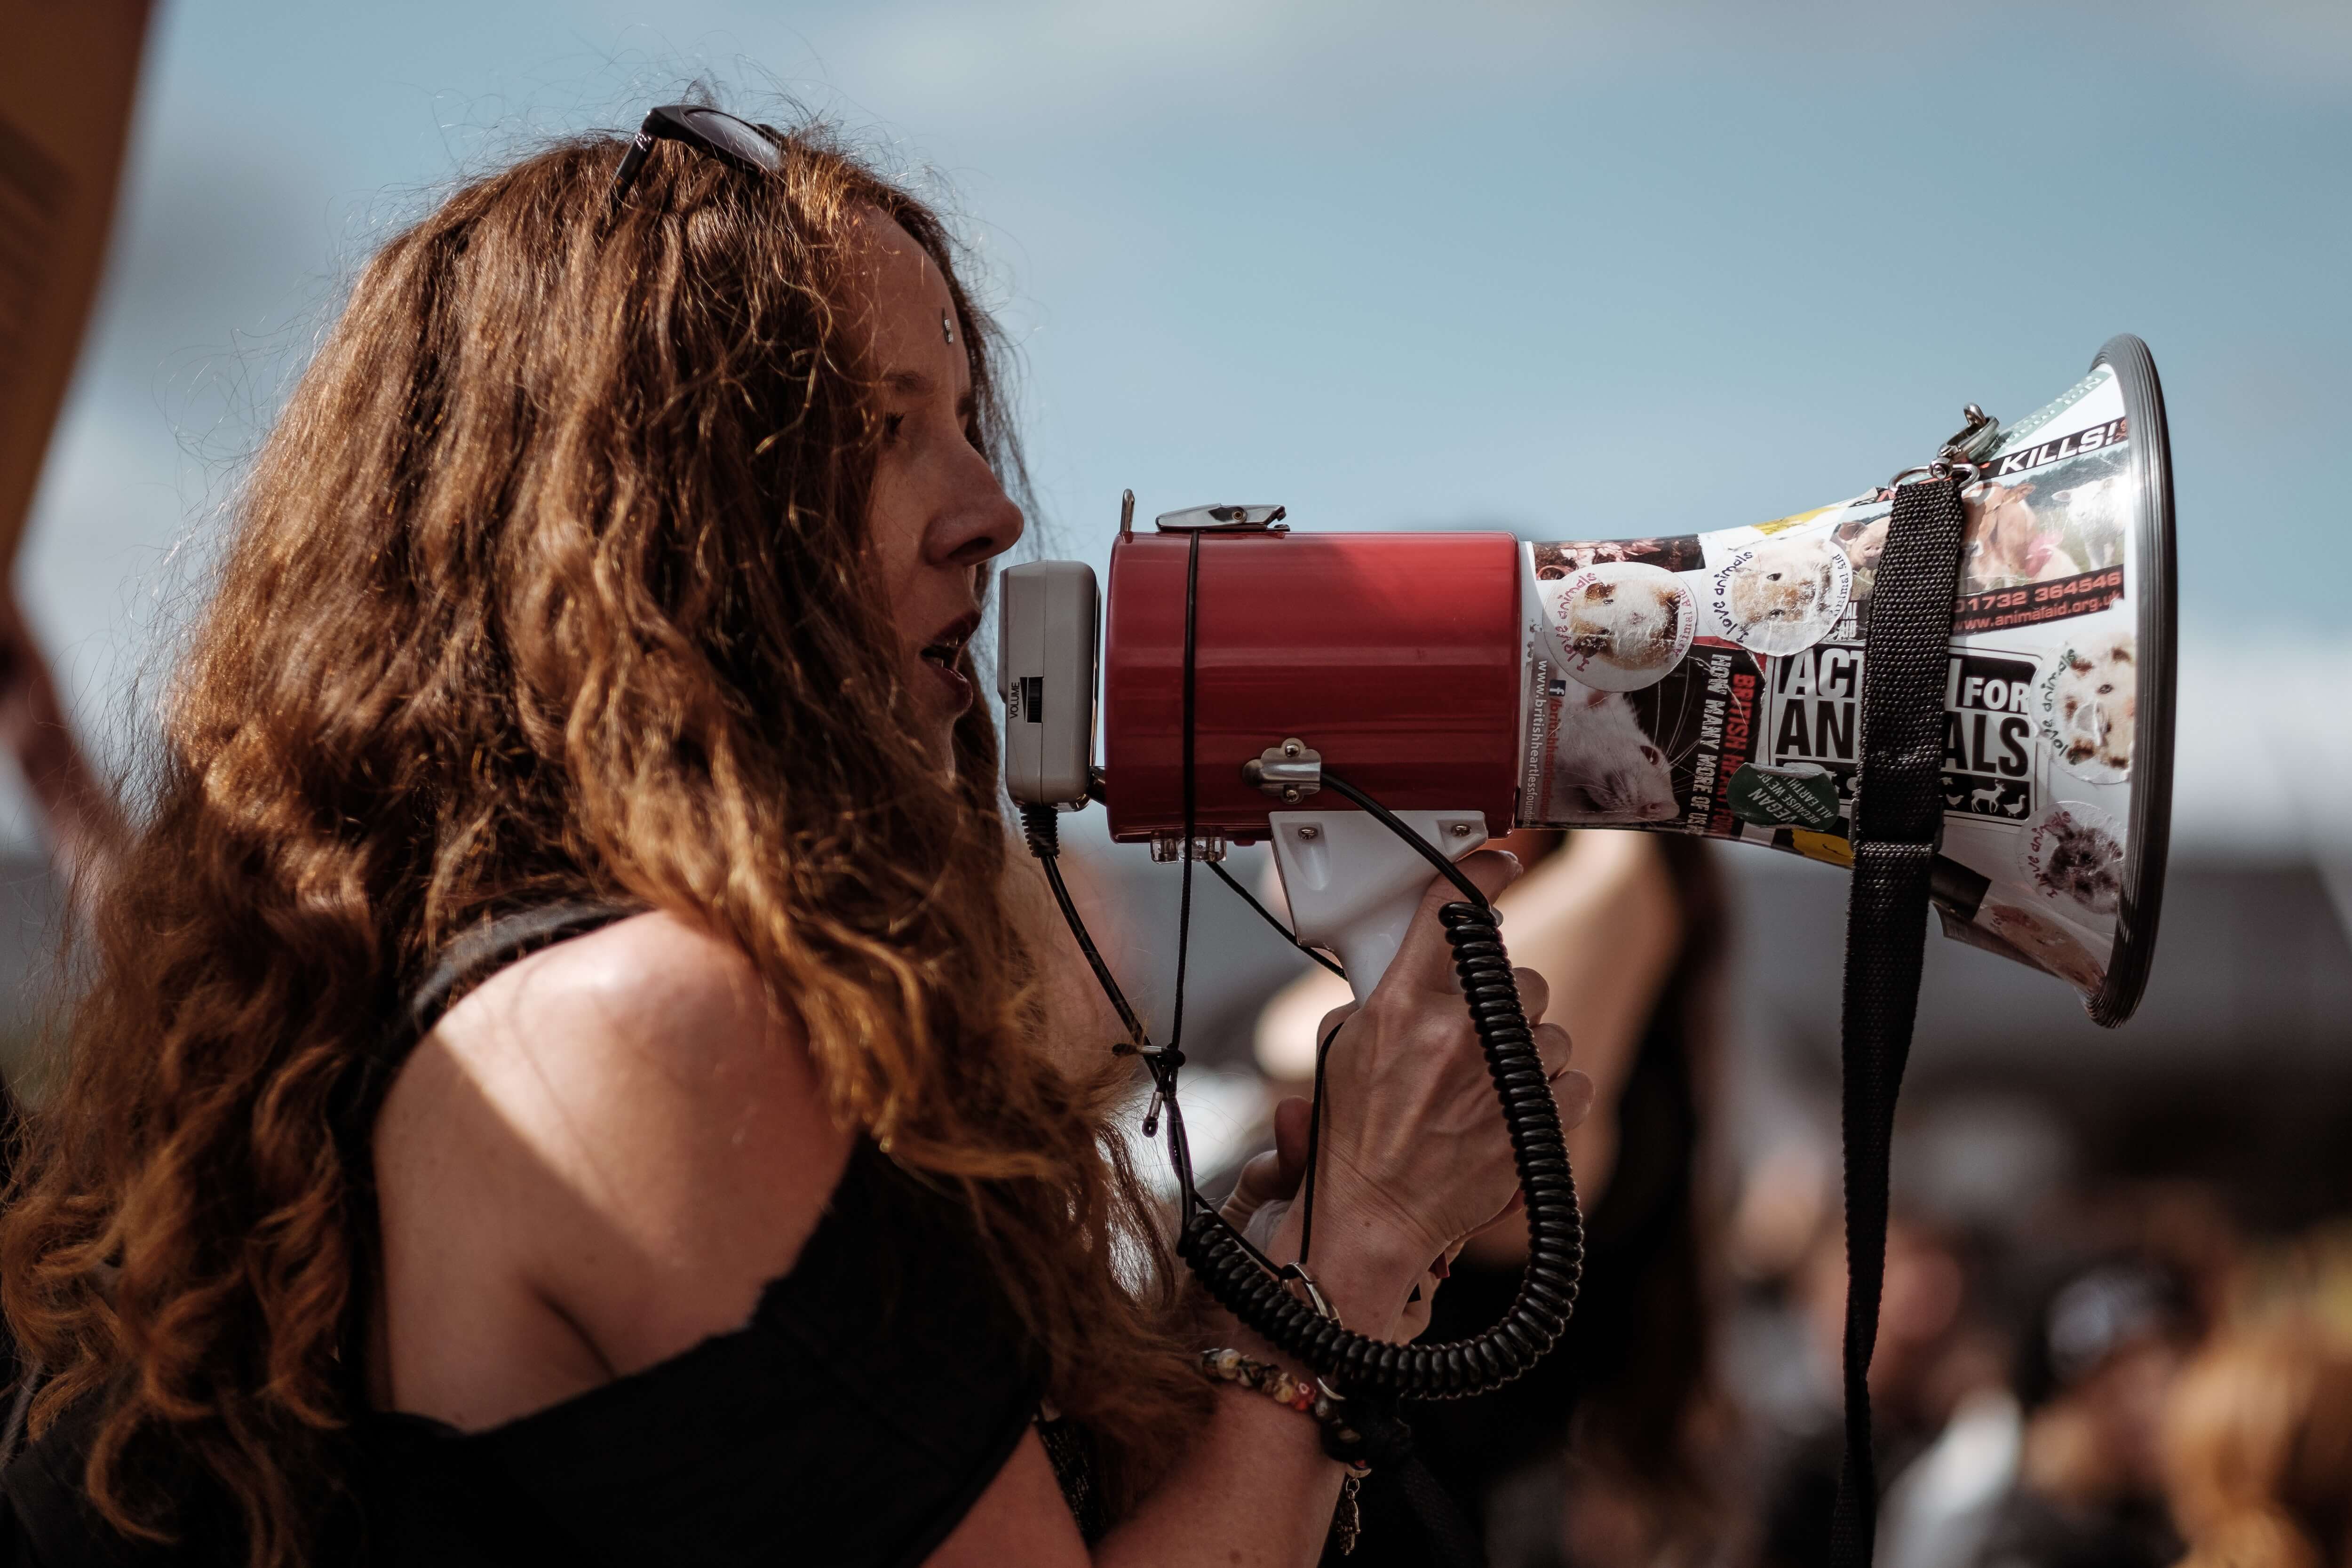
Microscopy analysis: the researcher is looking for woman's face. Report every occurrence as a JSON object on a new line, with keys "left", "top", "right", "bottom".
{"left": 850, "top": 212, "right": 1025, "bottom": 758}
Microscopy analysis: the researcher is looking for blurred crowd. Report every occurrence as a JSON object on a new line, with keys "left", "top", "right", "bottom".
{"left": 1101, "top": 822, "right": 2352, "bottom": 1568}
{"left": 0, "top": 596, "right": 2346, "bottom": 1568}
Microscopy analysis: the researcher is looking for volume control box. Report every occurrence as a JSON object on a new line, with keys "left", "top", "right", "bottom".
{"left": 997, "top": 561, "right": 1098, "bottom": 807}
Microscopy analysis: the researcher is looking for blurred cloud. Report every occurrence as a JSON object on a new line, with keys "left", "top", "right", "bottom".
{"left": 725, "top": 0, "right": 2352, "bottom": 119}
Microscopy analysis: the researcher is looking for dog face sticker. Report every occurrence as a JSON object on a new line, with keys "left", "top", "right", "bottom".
{"left": 1707, "top": 532, "right": 1852, "bottom": 656}
{"left": 1542, "top": 561, "right": 1696, "bottom": 692}
{"left": 2038, "top": 632, "right": 2136, "bottom": 783}
{"left": 2019, "top": 800, "right": 2125, "bottom": 919}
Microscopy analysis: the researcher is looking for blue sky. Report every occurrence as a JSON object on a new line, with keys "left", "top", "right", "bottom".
{"left": 19, "top": 0, "right": 2352, "bottom": 817}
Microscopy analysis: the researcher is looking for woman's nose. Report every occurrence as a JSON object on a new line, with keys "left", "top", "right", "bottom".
{"left": 930, "top": 451, "right": 1025, "bottom": 569}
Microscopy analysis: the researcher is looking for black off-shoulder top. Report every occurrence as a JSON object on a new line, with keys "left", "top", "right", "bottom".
{"left": 355, "top": 1136, "right": 1045, "bottom": 1567}
{"left": 1, "top": 905, "right": 1055, "bottom": 1568}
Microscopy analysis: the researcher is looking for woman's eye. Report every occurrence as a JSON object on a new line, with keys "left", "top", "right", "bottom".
{"left": 882, "top": 412, "right": 906, "bottom": 444}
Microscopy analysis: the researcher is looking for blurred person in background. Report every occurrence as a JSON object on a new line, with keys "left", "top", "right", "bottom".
{"left": 1971, "top": 1259, "right": 2197, "bottom": 1568}
{"left": 1757, "top": 1210, "right": 2018, "bottom": 1568}
{"left": 2161, "top": 1318, "right": 2352, "bottom": 1568}
{"left": 1255, "top": 829, "right": 1731, "bottom": 1568}
{"left": 0, "top": 591, "right": 123, "bottom": 902}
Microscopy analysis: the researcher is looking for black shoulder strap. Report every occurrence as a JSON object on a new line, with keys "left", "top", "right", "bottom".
{"left": 1828, "top": 475, "right": 1967, "bottom": 1568}
{"left": 334, "top": 900, "right": 642, "bottom": 1152}
{"left": 402, "top": 901, "right": 643, "bottom": 1041}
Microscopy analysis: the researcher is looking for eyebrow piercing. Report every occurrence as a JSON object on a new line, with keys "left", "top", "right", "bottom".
{"left": 941, "top": 310, "right": 956, "bottom": 345}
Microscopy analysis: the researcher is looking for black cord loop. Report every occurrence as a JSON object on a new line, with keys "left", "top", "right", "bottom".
{"left": 1175, "top": 888, "right": 1583, "bottom": 1400}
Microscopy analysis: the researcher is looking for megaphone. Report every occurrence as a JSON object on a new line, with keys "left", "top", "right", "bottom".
{"left": 1001, "top": 340, "right": 2174, "bottom": 1560}
{"left": 1003, "top": 335, "right": 2173, "bottom": 1026}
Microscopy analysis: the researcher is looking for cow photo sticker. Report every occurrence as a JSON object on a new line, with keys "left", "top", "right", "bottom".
{"left": 2038, "top": 631, "right": 2137, "bottom": 783}
{"left": 1706, "top": 532, "right": 1852, "bottom": 656}
{"left": 1541, "top": 561, "right": 1696, "bottom": 692}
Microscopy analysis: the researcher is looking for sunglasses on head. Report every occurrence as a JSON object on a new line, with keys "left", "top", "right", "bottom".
{"left": 608, "top": 103, "right": 786, "bottom": 212}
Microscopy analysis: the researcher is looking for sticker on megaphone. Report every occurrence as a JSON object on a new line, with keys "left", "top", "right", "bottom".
{"left": 1513, "top": 357, "right": 2165, "bottom": 1014}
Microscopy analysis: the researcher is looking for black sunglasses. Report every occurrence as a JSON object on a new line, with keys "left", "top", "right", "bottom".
{"left": 608, "top": 104, "right": 785, "bottom": 213}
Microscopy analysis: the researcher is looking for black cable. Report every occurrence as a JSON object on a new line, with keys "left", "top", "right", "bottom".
{"left": 1296, "top": 1014, "right": 1345, "bottom": 1269}
{"left": 1016, "top": 815, "right": 1280, "bottom": 1281}
{"left": 1207, "top": 860, "right": 1347, "bottom": 980}
{"left": 1152, "top": 532, "right": 1204, "bottom": 1169}
{"left": 1019, "top": 804, "right": 1147, "bottom": 1050}
{"left": 1315, "top": 769, "right": 1490, "bottom": 908}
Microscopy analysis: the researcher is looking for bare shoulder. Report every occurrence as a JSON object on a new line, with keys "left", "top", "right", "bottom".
{"left": 376, "top": 909, "right": 853, "bottom": 1404}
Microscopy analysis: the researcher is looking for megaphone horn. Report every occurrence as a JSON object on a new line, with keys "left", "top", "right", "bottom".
{"left": 1029, "top": 336, "right": 2174, "bottom": 1026}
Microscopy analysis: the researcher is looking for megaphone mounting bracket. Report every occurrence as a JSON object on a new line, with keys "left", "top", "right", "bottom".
{"left": 1243, "top": 737, "right": 1324, "bottom": 803}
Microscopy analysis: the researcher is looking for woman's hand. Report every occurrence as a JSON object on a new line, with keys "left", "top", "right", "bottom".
{"left": 1241, "top": 852, "right": 1594, "bottom": 1337}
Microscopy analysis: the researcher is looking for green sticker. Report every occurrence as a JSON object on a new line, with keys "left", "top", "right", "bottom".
{"left": 1728, "top": 762, "right": 1843, "bottom": 831}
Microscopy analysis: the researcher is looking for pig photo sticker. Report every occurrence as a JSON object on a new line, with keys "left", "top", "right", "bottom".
{"left": 2039, "top": 632, "right": 2136, "bottom": 783}
{"left": 1707, "top": 533, "right": 1852, "bottom": 656}
{"left": 1544, "top": 561, "right": 1695, "bottom": 692}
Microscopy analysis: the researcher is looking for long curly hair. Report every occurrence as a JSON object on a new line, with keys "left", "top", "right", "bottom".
{"left": 2164, "top": 1319, "right": 2352, "bottom": 1568}
{"left": 0, "top": 113, "right": 1209, "bottom": 1563}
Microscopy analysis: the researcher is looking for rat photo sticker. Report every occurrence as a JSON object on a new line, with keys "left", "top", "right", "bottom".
{"left": 1527, "top": 676, "right": 1681, "bottom": 825}
{"left": 1520, "top": 644, "right": 1764, "bottom": 834}
{"left": 1542, "top": 561, "right": 1696, "bottom": 692}
{"left": 2038, "top": 631, "right": 2136, "bottom": 784}
{"left": 1707, "top": 532, "right": 1852, "bottom": 656}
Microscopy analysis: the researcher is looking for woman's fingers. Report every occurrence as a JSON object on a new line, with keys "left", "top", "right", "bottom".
{"left": 1535, "top": 1020, "right": 1597, "bottom": 1127}
{"left": 1512, "top": 967, "right": 1549, "bottom": 1025}
{"left": 1553, "top": 1067, "right": 1597, "bottom": 1130}
{"left": 1382, "top": 851, "right": 1524, "bottom": 999}
{"left": 1222, "top": 1149, "right": 1287, "bottom": 1232}
{"left": 1533, "top": 1020, "right": 1574, "bottom": 1080}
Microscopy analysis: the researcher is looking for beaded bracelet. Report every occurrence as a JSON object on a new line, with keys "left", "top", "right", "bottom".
{"left": 1197, "top": 1349, "right": 1367, "bottom": 1554}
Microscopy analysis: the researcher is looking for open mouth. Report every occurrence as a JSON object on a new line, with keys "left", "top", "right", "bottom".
{"left": 921, "top": 611, "right": 981, "bottom": 674}
{"left": 918, "top": 610, "right": 982, "bottom": 714}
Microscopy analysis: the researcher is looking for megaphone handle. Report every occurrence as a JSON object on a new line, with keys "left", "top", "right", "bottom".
{"left": 1267, "top": 809, "right": 1492, "bottom": 1002}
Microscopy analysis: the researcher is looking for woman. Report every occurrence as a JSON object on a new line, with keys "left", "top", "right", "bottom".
{"left": 0, "top": 107, "right": 1590, "bottom": 1567}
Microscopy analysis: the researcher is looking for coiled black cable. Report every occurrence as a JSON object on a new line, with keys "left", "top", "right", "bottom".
{"left": 1173, "top": 885, "right": 1585, "bottom": 1400}
{"left": 1026, "top": 788, "right": 1584, "bottom": 1398}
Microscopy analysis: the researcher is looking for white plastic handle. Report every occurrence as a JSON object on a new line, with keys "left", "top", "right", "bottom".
{"left": 1267, "top": 810, "right": 1490, "bottom": 1002}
